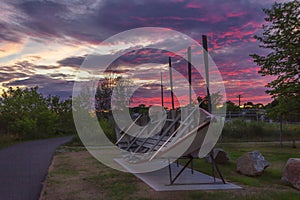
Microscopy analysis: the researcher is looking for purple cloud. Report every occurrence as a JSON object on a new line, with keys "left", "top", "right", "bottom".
{"left": 0, "top": 0, "right": 284, "bottom": 104}
{"left": 6, "top": 74, "right": 74, "bottom": 98}
{"left": 57, "top": 56, "right": 86, "bottom": 68}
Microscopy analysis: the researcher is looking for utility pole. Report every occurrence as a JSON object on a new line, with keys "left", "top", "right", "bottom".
{"left": 237, "top": 94, "right": 242, "bottom": 108}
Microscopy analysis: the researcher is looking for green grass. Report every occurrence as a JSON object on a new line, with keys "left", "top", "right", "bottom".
{"left": 188, "top": 191, "right": 300, "bottom": 200}
{"left": 176, "top": 142, "right": 300, "bottom": 199}
{"left": 86, "top": 166, "right": 137, "bottom": 200}
{"left": 59, "top": 121, "right": 300, "bottom": 199}
{"left": 44, "top": 143, "right": 300, "bottom": 200}
{"left": 85, "top": 142, "right": 300, "bottom": 199}
{"left": 50, "top": 168, "right": 79, "bottom": 176}
{"left": 63, "top": 134, "right": 84, "bottom": 146}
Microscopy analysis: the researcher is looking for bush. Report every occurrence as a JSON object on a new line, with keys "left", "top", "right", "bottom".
{"left": 222, "top": 120, "right": 299, "bottom": 142}
{"left": 0, "top": 87, "right": 76, "bottom": 141}
{"left": 99, "top": 118, "right": 116, "bottom": 143}
{"left": 223, "top": 120, "right": 270, "bottom": 141}
{"left": 14, "top": 118, "right": 37, "bottom": 139}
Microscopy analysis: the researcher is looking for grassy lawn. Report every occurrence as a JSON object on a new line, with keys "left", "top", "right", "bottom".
{"left": 41, "top": 142, "right": 300, "bottom": 200}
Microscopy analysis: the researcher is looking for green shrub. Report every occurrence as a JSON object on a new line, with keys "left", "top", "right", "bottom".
{"left": 222, "top": 120, "right": 299, "bottom": 142}
{"left": 0, "top": 87, "right": 76, "bottom": 141}
{"left": 14, "top": 118, "right": 37, "bottom": 139}
{"left": 99, "top": 118, "right": 116, "bottom": 143}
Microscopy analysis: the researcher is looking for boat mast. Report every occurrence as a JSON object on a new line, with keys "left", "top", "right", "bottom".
{"left": 202, "top": 35, "right": 211, "bottom": 112}
{"left": 169, "top": 57, "right": 175, "bottom": 110}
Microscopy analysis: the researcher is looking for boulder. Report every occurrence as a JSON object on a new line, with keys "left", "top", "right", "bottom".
{"left": 205, "top": 148, "right": 230, "bottom": 164}
{"left": 236, "top": 150, "right": 269, "bottom": 176}
{"left": 282, "top": 158, "right": 300, "bottom": 190}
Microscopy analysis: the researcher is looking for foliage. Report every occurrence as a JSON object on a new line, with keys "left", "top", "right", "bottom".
{"left": 99, "top": 118, "right": 116, "bottom": 143}
{"left": 0, "top": 86, "right": 75, "bottom": 140}
{"left": 224, "top": 100, "right": 240, "bottom": 112}
{"left": 95, "top": 74, "right": 133, "bottom": 119}
{"left": 250, "top": 0, "right": 300, "bottom": 116}
{"left": 222, "top": 120, "right": 300, "bottom": 142}
{"left": 265, "top": 96, "right": 300, "bottom": 122}
{"left": 130, "top": 104, "right": 149, "bottom": 115}
{"left": 95, "top": 75, "right": 119, "bottom": 113}
{"left": 197, "top": 91, "right": 223, "bottom": 111}
{"left": 222, "top": 120, "right": 264, "bottom": 140}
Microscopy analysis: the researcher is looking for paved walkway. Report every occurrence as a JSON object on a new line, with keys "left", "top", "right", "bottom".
{"left": 0, "top": 136, "right": 72, "bottom": 200}
{"left": 115, "top": 159, "right": 242, "bottom": 191}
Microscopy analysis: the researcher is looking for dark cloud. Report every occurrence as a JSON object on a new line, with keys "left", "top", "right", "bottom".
{"left": 109, "top": 49, "right": 170, "bottom": 67}
{"left": 0, "top": 71, "right": 28, "bottom": 82}
{"left": 57, "top": 56, "right": 85, "bottom": 68}
{"left": 0, "top": 22, "right": 22, "bottom": 43}
{"left": 35, "top": 65, "right": 61, "bottom": 70}
{"left": 3, "top": 0, "right": 270, "bottom": 44}
{"left": 105, "top": 69, "right": 130, "bottom": 74}
{"left": 131, "top": 83, "right": 162, "bottom": 99}
{"left": 108, "top": 48, "right": 203, "bottom": 85}
{"left": 7, "top": 74, "right": 52, "bottom": 86}
{"left": 15, "top": 60, "right": 60, "bottom": 70}
{"left": 1, "top": 59, "right": 75, "bottom": 98}
{"left": 0, "top": 62, "right": 34, "bottom": 76}
{"left": 49, "top": 73, "right": 69, "bottom": 78}
{"left": 17, "top": 0, "right": 69, "bottom": 39}
{"left": 6, "top": 74, "right": 74, "bottom": 98}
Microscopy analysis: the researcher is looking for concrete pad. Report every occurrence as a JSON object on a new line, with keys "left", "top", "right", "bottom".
{"left": 115, "top": 159, "right": 242, "bottom": 191}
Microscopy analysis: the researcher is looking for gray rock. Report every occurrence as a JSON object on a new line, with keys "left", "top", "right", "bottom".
{"left": 282, "top": 158, "right": 300, "bottom": 190}
{"left": 205, "top": 148, "right": 230, "bottom": 165}
{"left": 236, "top": 150, "right": 269, "bottom": 176}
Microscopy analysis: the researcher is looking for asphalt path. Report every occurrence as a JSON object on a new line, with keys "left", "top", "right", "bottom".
{"left": 0, "top": 136, "right": 72, "bottom": 200}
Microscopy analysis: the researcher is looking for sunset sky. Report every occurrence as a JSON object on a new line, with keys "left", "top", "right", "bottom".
{"left": 0, "top": 0, "right": 288, "bottom": 107}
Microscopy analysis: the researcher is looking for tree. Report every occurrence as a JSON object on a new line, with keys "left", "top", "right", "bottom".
{"left": 250, "top": 0, "right": 300, "bottom": 116}
{"left": 0, "top": 87, "right": 52, "bottom": 137}
{"left": 197, "top": 91, "right": 223, "bottom": 111}
{"left": 0, "top": 86, "right": 75, "bottom": 139}
{"left": 46, "top": 95, "right": 75, "bottom": 134}
{"left": 225, "top": 101, "right": 239, "bottom": 112}
{"left": 95, "top": 75, "right": 120, "bottom": 113}
{"left": 95, "top": 74, "right": 133, "bottom": 118}
{"left": 244, "top": 102, "right": 254, "bottom": 109}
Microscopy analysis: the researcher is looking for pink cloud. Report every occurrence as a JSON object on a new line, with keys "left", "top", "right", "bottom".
{"left": 226, "top": 11, "right": 247, "bottom": 18}
{"left": 185, "top": 2, "right": 204, "bottom": 9}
